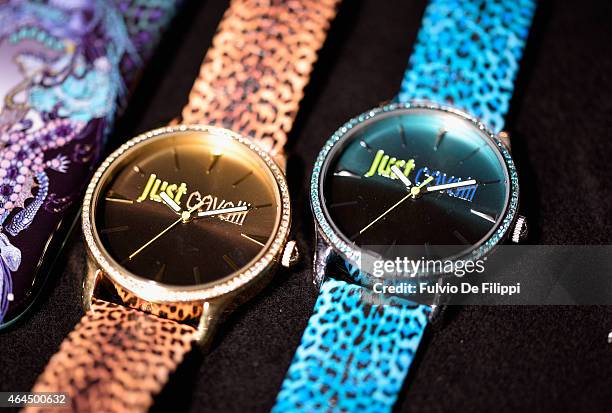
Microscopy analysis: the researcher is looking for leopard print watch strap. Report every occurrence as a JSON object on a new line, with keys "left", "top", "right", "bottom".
{"left": 25, "top": 298, "right": 198, "bottom": 413}
{"left": 180, "top": 0, "right": 340, "bottom": 156}
{"left": 398, "top": 0, "right": 536, "bottom": 133}
{"left": 275, "top": 1, "right": 537, "bottom": 412}
{"left": 272, "top": 278, "right": 429, "bottom": 412}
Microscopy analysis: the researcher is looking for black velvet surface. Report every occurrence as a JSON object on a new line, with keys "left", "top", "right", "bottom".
{"left": 2, "top": 0, "right": 612, "bottom": 412}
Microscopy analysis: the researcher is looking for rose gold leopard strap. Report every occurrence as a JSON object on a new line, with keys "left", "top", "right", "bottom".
{"left": 180, "top": 0, "right": 341, "bottom": 156}
{"left": 25, "top": 298, "right": 198, "bottom": 413}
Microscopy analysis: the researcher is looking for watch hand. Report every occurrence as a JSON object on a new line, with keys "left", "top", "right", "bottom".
{"left": 128, "top": 198, "right": 208, "bottom": 261}
{"left": 358, "top": 193, "right": 412, "bottom": 235}
{"left": 159, "top": 192, "right": 182, "bottom": 213}
{"left": 390, "top": 165, "right": 412, "bottom": 188}
{"left": 128, "top": 215, "right": 183, "bottom": 260}
{"left": 196, "top": 205, "right": 249, "bottom": 218}
{"left": 187, "top": 198, "right": 207, "bottom": 214}
{"left": 358, "top": 176, "right": 434, "bottom": 236}
{"left": 426, "top": 179, "right": 477, "bottom": 192}
{"left": 411, "top": 175, "right": 434, "bottom": 196}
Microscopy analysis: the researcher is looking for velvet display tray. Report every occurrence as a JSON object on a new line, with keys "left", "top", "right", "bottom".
{"left": 2, "top": 1, "right": 611, "bottom": 412}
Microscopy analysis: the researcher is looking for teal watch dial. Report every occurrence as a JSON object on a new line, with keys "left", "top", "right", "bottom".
{"left": 314, "top": 103, "right": 519, "bottom": 264}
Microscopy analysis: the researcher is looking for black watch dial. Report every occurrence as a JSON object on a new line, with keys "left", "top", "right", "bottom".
{"left": 321, "top": 106, "right": 511, "bottom": 260}
{"left": 93, "top": 130, "right": 281, "bottom": 286}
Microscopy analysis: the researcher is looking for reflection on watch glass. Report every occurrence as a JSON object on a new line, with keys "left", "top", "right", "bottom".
{"left": 322, "top": 107, "right": 510, "bottom": 259}
{"left": 94, "top": 131, "right": 280, "bottom": 286}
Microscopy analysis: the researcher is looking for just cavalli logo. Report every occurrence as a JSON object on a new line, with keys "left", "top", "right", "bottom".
{"left": 137, "top": 173, "right": 251, "bottom": 225}
{"left": 364, "top": 149, "right": 478, "bottom": 202}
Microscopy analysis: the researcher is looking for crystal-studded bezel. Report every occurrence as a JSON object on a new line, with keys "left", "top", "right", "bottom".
{"left": 310, "top": 101, "right": 519, "bottom": 274}
{"left": 83, "top": 125, "right": 291, "bottom": 303}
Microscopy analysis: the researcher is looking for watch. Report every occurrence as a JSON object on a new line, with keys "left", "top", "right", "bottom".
{"left": 273, "top": 0, "right": 535, "bottom": 412}
{"left": 26, "top": 0, "right": 340, "bottom": 411}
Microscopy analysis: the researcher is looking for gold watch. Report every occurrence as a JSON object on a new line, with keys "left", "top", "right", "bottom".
{"left": 26, "top": 1, "right": 340, "bottom": 412}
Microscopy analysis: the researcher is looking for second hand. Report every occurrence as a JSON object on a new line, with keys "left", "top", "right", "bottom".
{"left": 358, "top": 192, "right": 413, "bottom": 235}
{"left": 128, "top": 198, "right": 207, "bottom": 261}
{"left": 358, "top": 175, "right": 434, "bottom": 236}
{"left": 128, "top": 216, "right": 183, "bottom": 261}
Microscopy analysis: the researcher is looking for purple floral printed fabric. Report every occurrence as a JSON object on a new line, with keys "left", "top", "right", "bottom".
{"left": 0, "top": 0, "right": 181, "bottom": 326}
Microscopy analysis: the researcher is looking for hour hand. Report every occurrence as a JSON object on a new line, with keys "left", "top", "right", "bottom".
{"left": 160, "top": 192, "right": 182, "bottom": 213}
{"left": 391, "top": 165, "right": 412, "bottom": 188}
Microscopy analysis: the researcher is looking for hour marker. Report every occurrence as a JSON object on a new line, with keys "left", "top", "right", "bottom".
{"left": 193, "top": 266, "right": 202, "bottom": 283}
{"left": 453, "top": 230, "right": 470, "bottom": 245}
{"left": 241, "top": 233, "right": 267, "bottom": 247}
{"left": 360, "top": 139, "right": 373, "bottom": 153}
{"left": 424, "top": 242, "right": 433, "bottom": 258}
{"left": 100, "top": 226, "right": 130, "bottom": 234}
{"left": 173, "top": 148, "right": 180, "bottom": 171}
{"left": 233, "top": 171, "right": 253, "bottom": 187}
{"left": 154, "top": 263, "right": 166, "bottom": 281}
{"left": 470, "top": 208, "right": 496, "bottom": 223}
{"left": 334, "top": 170, "right": 361, "bottom": 179}
{"left": 207, "top": 154, "right": 222, "bottom": 174}
{"left": 434, "top": 129, "right": 447, "bottom": 151}
{"left": 399, "top": 124, "right": 407, "bottom": 148}
{"left": 223, "top": 254, "right": 240, "bottom": 271}
{"left": 384, "top": 239, "right": 398, "bottom": 256}
{"left": 105, "top": 193, "right": 133, "bottom": 204}
{"left": 133, "top": 165, "right": 145, "bottom": 176}
{"left": 254, "top": 203, "right": 272, "bottom": 209}
{"left": 481, "top": 179, "right": 501, "bottom": 185}
{"left": 349, "top": 230, "right": 361, "bottom": 241}
{"left": 458, "top": 145, "right": 484, "bottom": 164}
{"left": 329, "top": 200, "right": 358, "bottom": 208}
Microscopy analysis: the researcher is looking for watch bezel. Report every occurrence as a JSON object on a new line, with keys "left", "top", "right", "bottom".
{"left": 82, "top": 124, "right": 291, "bottom": 303}
{"left": 310, "top": 101, "right": 519, "bottom": 275}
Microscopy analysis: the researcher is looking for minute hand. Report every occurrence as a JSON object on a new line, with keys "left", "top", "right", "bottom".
{"left": 197, "top": 205, "right": 249, "bottom": 218}
{"left": 426, "top": 179, "right": 477, "bottom": 192}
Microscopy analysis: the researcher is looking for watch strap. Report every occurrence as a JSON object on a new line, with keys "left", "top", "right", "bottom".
{"left": 272, "top": 277, "right": 429, "bottom": 413}
{"left": 26, "top": 298, "right": 198, "bottom": 413}
{"left": 180, "top": 0, "right": 340, "bottom": 156}
{"left": 275, "top": 1, "right": 537, "bottom": 411}
{"left": 398, "top": 0, "right": 536, "bottom": 133}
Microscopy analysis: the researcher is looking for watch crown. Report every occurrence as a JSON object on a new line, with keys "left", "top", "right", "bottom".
{"left": 497, "top": 130, "right": 511, "bottom": 150}
{"left": 511, "top": 215, "right": 528, "bottom": 243}
{"left": 281, "top": 240, "right": 299, "bottom": 268}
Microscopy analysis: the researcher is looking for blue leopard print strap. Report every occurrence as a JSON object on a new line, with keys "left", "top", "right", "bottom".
{"left": 398, "top": 0, "right": 536, "bottom": 133}
{"left": 273, "top": 278, "right": 429, "bottom": 413}
{"left": 274, "top": 1, "right": 536, "bottom": 411}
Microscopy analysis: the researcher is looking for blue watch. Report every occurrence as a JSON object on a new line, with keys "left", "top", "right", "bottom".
{"left": 273, "top": 1, "right": 536, "bottom": 411}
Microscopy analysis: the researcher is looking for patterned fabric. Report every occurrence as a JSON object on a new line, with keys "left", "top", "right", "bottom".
{"left": 0, "top": 0, "right": 180, "bottom": 326}
{"left": 25, "top": 298, "right": 198, "bottom": 413}
{"left": 272, "top": 277, "right": 429, "bottom": 413}
{"left": 398, "top": 0, "right": 536, "bottom": 133}
{"left": 275, "top": 0, "right": 536, "bottom": 411}
{"left": 180, "top": 0, "right": 340, "bottom": 156}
